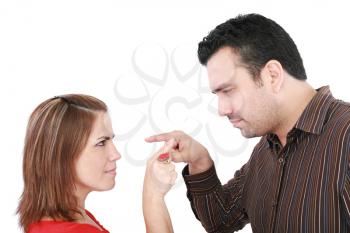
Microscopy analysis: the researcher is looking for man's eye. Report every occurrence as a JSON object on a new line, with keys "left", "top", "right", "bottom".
{"left": 223, "top": 88, "right": 232, "bottom": 94}
{"left": 96, "top": 140, "right": 106, "bottom": 146}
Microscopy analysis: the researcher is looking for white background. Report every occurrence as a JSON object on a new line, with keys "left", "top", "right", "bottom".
{"left": 1, "top": 0, "right": 350, "bottom": 232}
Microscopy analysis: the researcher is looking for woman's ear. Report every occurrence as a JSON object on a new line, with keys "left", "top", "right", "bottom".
{"left": 261, "top": 60, "right": 284, "bottom": 93}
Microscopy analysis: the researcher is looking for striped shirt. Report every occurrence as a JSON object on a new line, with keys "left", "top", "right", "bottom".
{"left": 183, "top": 86, "right": 350, "bottom": 233}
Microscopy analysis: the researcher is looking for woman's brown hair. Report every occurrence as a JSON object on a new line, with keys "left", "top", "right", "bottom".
{"left": 17, "top": 94, "right": 107, "bottom": 232}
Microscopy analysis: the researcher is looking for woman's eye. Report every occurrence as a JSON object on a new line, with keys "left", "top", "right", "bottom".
{"left": 96, "top": 140, "right": 106, "bottom": 146}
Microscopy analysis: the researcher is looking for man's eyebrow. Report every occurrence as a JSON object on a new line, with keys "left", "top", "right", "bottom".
{"left": 212, "top": 83, "right": 231, "bottom": 94}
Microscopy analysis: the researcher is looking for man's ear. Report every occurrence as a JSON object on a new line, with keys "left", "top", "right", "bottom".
{"left": 261, "top": 60, "right": 284, "bottom": 93}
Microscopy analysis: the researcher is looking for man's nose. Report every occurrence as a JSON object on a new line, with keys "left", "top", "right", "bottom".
{"left": 218, "top": 98, "right": 233, "bottom": 116}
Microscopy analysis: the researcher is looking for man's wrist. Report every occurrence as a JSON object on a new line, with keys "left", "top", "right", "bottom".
{"left": 188, "top": 151, "right": 213, "bottom": 175}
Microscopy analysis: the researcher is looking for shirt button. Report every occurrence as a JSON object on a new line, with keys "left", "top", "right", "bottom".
{"left": 278, "top": 158, "right": 284, "bottom": 163}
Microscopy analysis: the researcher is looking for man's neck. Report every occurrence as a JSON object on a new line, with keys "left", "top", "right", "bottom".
{"left": 274, "top": 82, "right": 317, "bottom": 147}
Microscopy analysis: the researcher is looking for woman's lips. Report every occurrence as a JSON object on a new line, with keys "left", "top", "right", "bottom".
{"left": 105, "top": 167, "right": 117, "bottom": 175}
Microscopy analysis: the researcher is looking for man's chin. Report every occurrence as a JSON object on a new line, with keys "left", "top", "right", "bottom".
{"left": 240, "top": 128, "right": 259, "bottom": 139}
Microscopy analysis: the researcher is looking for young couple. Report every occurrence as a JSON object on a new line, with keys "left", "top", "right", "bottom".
{"left": 18, "top": 13, "right": 350, "bottom": 233}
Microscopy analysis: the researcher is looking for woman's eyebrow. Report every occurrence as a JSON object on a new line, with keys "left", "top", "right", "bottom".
{"left": 97, "top": 134, "right": 115, "bottom": 140}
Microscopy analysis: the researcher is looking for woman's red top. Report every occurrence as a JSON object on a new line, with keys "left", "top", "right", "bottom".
{"left": 27, "top": 210, "right": 109, "bottom": 233}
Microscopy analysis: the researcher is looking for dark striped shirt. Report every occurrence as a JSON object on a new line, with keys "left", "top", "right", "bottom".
{"left": 183, "top": 86, "right": 350, "bottom": 233}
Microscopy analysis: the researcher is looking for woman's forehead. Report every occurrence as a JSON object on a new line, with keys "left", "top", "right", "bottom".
{"left": 90, "top": 112, "right": 113, "bottom": 138}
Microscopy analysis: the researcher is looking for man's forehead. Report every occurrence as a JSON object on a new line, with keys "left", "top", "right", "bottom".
{"left": 207, "top": 65, "right": 235, "bottom": 87}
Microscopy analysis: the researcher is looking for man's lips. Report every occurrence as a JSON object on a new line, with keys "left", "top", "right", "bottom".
{"left": 229, "top": 119, "right": 243, "bottom": 127}
{"left": 230, "top": 119, "right": 242, "bottom": 124}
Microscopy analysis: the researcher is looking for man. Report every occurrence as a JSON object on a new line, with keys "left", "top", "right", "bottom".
{"left": 146, "top": 14, "right": 350, "bottom": 232}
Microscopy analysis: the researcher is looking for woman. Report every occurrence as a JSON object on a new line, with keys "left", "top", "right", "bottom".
{"left": 17, "top": 94, "right": 177, "bottom": 233}
{"left": 143, "top": 139, "right": 178, "bottom": 233}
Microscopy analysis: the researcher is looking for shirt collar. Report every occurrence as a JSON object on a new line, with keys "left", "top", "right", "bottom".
{"left": 294, "top": 86, "right": 334, "bottom": 135}
{"left": 266, "top": 86, "right": 334, "bottom": 147}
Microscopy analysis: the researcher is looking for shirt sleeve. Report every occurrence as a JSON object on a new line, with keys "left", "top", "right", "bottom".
{"left": 182, "top": 163, "right": 249, "bottom": 233}
{"left": 340, "top": 124, "right": 350, "bottom": 226}
{"left": 342, "top": 166, "right": 350, "bottom": 225}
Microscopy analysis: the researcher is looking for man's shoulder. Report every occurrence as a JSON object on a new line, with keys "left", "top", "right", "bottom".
{"left": 249, "top": 136, "right": 269, "bottom": 159}
{"left": 327, "top": 99, "right": 350, "bottom": 128}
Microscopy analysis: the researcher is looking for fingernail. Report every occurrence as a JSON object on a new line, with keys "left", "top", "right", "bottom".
{"left": 158, "top": 153, "right": 170, "bottom": 161}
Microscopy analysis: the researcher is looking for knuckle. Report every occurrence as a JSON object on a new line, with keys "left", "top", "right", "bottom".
{"left": 173, "top": 130, "right": 183, "bottom": 135}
